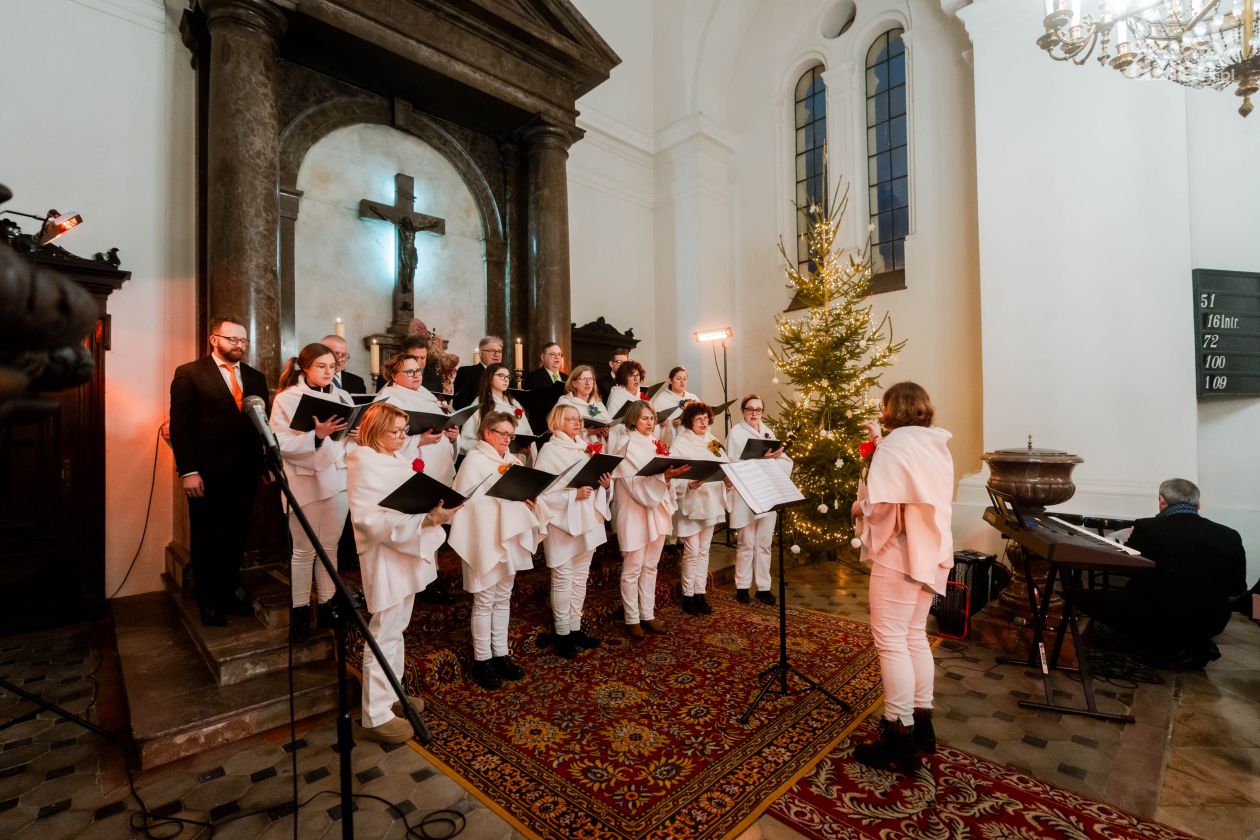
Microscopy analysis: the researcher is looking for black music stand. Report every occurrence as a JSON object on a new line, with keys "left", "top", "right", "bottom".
{"left": 739, "top": 499, "right": 850, "bottom": 724}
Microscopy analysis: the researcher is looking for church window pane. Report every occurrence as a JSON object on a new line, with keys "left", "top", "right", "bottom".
{"left": 794, "top": 63, "right": 827, "bottom": 274}
{"left": 866, "top": 28, "right": 908, "bottom": 276}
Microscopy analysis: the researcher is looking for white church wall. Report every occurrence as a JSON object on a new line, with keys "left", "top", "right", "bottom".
{"left": 0, "top": 0, "right": 197, "bottom": 597}
{"left": 955, "top": 1, "right": 1199, "bottom": 549}
{"left": 293, "top": 124, "right": 486, "bottom": 377}
{"left": 1184, "top": 89, "right": 1260, "bottom": 585}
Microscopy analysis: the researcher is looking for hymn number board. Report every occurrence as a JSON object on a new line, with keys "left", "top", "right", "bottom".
{"left": 1193, "top": 269, "right": 1260, "bottom": 397}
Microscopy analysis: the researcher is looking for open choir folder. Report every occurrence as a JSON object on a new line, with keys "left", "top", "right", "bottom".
{"left": 288, "top": 393, "right": 367, "bottom": 442}
{"left": 484, "top": 464, "right": 562, "bottom": 502}
{"left": 509, "top": 431, "right": 552, "bottom": 454}
{"left": 567, "top": 454, "right": 623, "bottom": 488}
{"left": 378, "top": 469, "right": 469, "bottom": 515}
{"left": 407, "top": 403, "right": 479, "bottom": 435}
{"left": 635, "top": 457, "right": 726, "bottom": 482}
{"left": 720, "top": 459, "right": 803, "bottom": 515}
{"left": 739, "top": 437, "right": 783, "bottom": 460}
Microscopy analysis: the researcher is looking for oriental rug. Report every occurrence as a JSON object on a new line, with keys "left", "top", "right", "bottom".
{"left": 768, "top": 718, "right": 1199, "bottom": 840}
{"left": 348, "top": 577, "right": 884, "bottom": 840}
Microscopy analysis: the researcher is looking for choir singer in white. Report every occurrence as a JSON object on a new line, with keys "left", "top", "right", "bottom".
{"left": 668, "top": 401, "right": 732, "bottom": 615}
{"left": 725, "top": 394, "right": 792, "bottom": 606}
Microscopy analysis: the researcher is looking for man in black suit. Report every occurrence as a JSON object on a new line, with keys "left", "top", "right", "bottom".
{"left": 1077, "top": 478, "right": 1247, "bottom": 668}
{"left": 321, "top": 334, "right": 366, "bottom": 394}
{"left": 452, "top": 335, "right": 504, "bottom": 409}
{"left": 169, "top": 315, "right": 270, "bottom": 627}
{"left": 522, "top": 341, "right": 567, "bottom": 429}
{"left": 597, "top": 347, "right": 629, "bottom": 403}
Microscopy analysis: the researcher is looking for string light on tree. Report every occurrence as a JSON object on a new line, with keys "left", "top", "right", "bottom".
{"left": 768, "top": 181, "right": 904, "bottom": 548}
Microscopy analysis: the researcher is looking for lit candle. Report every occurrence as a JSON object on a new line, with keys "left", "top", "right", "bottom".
{"left": 334, "top": 318, "right": 345, "bottom": 338}
{"left": 369, "top": 340, "right": 380, "bottom": 375}
{"left": 472, "top": 348, "right": 481, "bottom": 365}
{"left": 514, "top": 337, "right": 523, "bottom": 371}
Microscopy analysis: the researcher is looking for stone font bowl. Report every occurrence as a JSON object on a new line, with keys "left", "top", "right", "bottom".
{"left": 983, "top": 446, "right": 1083, "bottom": 511}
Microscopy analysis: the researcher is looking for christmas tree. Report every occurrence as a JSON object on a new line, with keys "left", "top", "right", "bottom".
{"left": 768, "top": 186, "right": 904, "bottom": 549}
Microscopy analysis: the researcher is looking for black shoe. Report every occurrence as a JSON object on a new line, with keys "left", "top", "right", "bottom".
{"left": 681, "top": 595, "right": 698, "bottom": 615}
{"left": 912, "top": 708, "right": 936, "bottom": 755}
{"left": 736, "top": 589, "right": 750, "bottom": 604}
{"left": 756, "top": 591, "right": 776, "bottom": 606}
{"left": 316, "top": 600, "right": 339, "bottom": 630}
{"left": 492, "top": 655, "right": 526, "bottom": 681}
{"left": 571, "top": 630, "right": 601, "bottom": 649}
{"left": 696, "top": 594, "right": 713, "bottom": 614}
{"left": 199, "top": 605, "right": 227, "bottom": 627}
{"left": 853, "top": 718, "right": 921, "bottom": 773}
{"left": 553, "top": 633, "right": 577, "bottom": 660}
{"left": 222, "top": 594, "right": 254, "bottom": 616}
{"left": 289, "top": 606, "right": 311, "bottom": 643}
{"left": 471, "top": 659, "right": 502, "bottom": 690}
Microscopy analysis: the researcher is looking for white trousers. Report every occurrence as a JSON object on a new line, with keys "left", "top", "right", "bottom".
{"left": 546, "top": 537, "right": 595, "bottom": 635}
{"left": 680, "top": 525, "right": 716, "bottom": 596}
{"left": 288, "top": 491, "right": 347, "bottom": 608}
{"left": 360, "top": 593, "right": 414, "bottom": 728}
{"left": 471, "top": 577, "right": 515, "bottom": 660}
{"left": 734, "top": 512, "right": 775, "bottom": 591}
{"left": 868, "top": 562, "right": 936, "bottom": 725}
{"left": 621, "top": 535, "right": 665, "bottom": 624}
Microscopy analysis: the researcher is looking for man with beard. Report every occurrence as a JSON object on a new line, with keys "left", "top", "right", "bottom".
{"left": 169, "top": 315, "right": 270, "bottom": 626}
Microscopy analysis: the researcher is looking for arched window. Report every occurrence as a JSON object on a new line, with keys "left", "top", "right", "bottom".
{"left": 865, "top": 29, "right": 907, "bottom": 280}
{"left": 794, "top": 64, "right": 826, "bottom": 273}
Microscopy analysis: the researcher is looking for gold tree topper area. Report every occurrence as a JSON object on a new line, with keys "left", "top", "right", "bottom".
{"left": 769, "top": 185, "right": 905, "bottom": 548}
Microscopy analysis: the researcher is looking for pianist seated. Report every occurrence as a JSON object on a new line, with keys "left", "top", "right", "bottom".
{"left": 1076, "top": 478, "right": 1246, "bottom": 669}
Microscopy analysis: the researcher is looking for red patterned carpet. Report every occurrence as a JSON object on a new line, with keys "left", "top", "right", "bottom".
{"left": 345, "top": 548, "right": 885, "bottom": 839}
{"left": 769, "top": 717, "right": 1200, "bottom": 840}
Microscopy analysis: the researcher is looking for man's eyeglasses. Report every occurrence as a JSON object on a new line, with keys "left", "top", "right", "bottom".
{"left": 332, "top": 352, "right": 350, "bottom": 361}
{"left": 213, "top": 335, "right": 250, "bottom": 346}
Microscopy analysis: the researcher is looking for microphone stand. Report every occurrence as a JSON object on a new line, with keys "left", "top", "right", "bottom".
{"left": 739, "top": 499, "right": 850, "bottom": 724}
{"left": 256, "top": 435, "right": 429, "bottom": 840}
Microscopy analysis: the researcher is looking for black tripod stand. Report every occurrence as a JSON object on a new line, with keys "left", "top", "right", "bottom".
{"left": 739, "top": 500, "right": 850, "bottom": 724}
{"left": 251, "top": 412, "right": 429, "bottom": 840}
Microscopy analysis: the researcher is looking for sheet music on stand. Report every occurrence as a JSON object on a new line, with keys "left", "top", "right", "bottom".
{"left": 720, "top": 459, "right": 803, "bottom": 515}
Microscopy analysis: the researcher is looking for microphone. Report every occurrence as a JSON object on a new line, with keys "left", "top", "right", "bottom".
{"left": 242, "top": 395, "right": 279, "bottom": 453}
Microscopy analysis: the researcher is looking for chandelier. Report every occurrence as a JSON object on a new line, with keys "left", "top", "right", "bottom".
{"left": 1037, "top": 1, "right": 1260, "bottom": 117}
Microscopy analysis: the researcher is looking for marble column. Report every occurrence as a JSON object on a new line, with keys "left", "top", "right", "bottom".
{"left": 522, "top": 121, "right": 580, "bottom": 366}
{"left": 201, "top": 0, "right": 287, "bottom": 381}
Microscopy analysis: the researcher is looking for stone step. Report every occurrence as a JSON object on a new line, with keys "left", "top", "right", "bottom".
{"left": 113, "top": 592, "right": 340, "bottom": 769}
{"left": 240, "top": 565, "right": 294, "bottom": 629}
{"left": 163, "top": 574, "right": 332, "bottom": 686}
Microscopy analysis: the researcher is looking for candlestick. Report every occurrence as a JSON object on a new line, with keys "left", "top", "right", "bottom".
{"left": 472, "top": 348, "right": 481, "bottom": 365}
{"left": 369, "top": 340, "right": 380, "bottom": 376}
{"left": 334, "top": 318, "right": 345, "bottom": 338}
{"left": 514, "top": 337, "right": 523, "bottom": 371}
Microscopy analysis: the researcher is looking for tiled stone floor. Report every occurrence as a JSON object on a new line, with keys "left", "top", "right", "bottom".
{"left": 1, "top": 557, "right": 1257, "bottom": 839}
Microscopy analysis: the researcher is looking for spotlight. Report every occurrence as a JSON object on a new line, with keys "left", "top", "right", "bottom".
{"left": 693, "top": 326, "right": 734, "bottom": 434}
{"left": 693, "top": 326, "right": 733, "bottom": 343}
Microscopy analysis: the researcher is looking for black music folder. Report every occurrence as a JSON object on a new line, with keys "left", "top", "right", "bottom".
{"left": 739, "top": 438, "right": 783, "bottom": 460}
{"left": 408, "top": 403, "right": 479, "bottom": 435}
{"left": 289, "top": 394, "right": 354, "bottom": 432}
{"left": 583, "top": 414, "right": 611, "bottom": 429}
{"left": 655, "top": 405, "right": 681, "bottom": 426}
{"left": 635, "top": 457, "right": 726, "bottom": 482}
{"left": 349, "top": 393, "right": 376, "bottom": 406}
{"left": 642, "top": 381, "right": 667, "bottom": 400}
{"left": 378, "top": 469, "right": 467, "bottom": 515}
{"left": 509, "top": 431, "right": 552, "bottom": 454}
{"left": 484, "top": 465, "right": 557, "bottom": 502}
{"left": 709, "top": 398, "right": 737, "bottom": 416}
{"left": 567, "top": 454, "right": 623, "bottom": 488}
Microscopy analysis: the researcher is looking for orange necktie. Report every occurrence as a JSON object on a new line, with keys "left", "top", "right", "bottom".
{"left": 222, "top": 363, "right": 243, "bottom": 410}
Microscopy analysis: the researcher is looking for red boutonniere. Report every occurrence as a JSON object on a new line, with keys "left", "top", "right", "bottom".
{"left": 514, "top": 407, "right": 524, "bottom": 418}
{"left": 586, "top": 443, "right": 602, "bottom": 456}
{"left": 653, "top": 439, "right": 670, "bottom": 456}
{"left": 859, "top": 439, "right": 878, "bottom": 460}
{"left": 412, "top": 458, "right": 425, "bottom": 473}
{"left": 498, "top": 463, "right": 512, "bottom": 475}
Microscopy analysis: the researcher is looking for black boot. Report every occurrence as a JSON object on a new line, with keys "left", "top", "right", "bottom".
{"left": 853, "top": 718, "right": 921, "bottom": 773}
{"left": 912, "top": 708, "right": 936, "bottom": 755}
{"left": 681, "top": 595, "right": 698, "bottom": 615}
{"left": 696, "top": 594, "right": 713, "bottom": 615}
{"left": 736, "top": 589, "right": 750, "bottom": 604}
{"left": 571, "top": 629, "right": 601, "bottom": 649}
{"left": 554, "top": 633, "right": 578, "bottom": 660}
{"left": 289, "top": 606, "right": 311, "bottom": 643}
{"left": 316, "top": 600, "right": 339, "bottom": 630}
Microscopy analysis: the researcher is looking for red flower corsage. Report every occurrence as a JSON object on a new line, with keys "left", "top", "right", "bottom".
{"left": 411, "top": 458, "right": 425, "bottom": 472}
{"left": 639, "top": 390, "right": 649, "bottom": 400}
{"left": 652, "top": 439, "right": 670, "bottom": 456}
{"left": 859, "top": 439, "right": 878, "bottom": 460}
{"left": 586, "top": 443, "right": 603, "bottom": 456}
{"left": 514, "top": 407, "right": 524, "bottom": 418}
{"left": 498, "top": 463, "right": 512, "bottom": 475}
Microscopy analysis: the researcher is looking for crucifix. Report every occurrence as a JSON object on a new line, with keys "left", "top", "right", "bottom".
{"left": 359, "top": 173, "right": 446, "bottom": 335}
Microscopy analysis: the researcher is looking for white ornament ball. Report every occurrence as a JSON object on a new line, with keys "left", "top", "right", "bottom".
{"left": 834, "top": 458, "right": 844, "bottom": 468}
{"left": 850, "top": 537, "right": 863, "bottom": 549}
{"left": 772, "top": 377, "right": 780, "bottom": 384}
{"left": 790, "top": 544, "right": 801, "bottom": 555}
{"left": 817, "top": 503, "right": 829, "bottom": 514}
